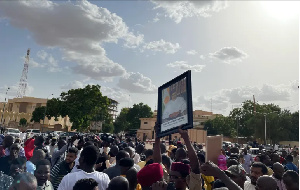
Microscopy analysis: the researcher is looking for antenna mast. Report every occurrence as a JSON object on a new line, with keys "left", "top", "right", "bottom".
{"left": 17, "top": 48, "right": 30, "bottom": 98}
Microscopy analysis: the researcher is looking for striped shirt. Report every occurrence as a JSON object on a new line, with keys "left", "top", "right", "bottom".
{"left": 51, "top": 161, "right": 72, "bottom": 190}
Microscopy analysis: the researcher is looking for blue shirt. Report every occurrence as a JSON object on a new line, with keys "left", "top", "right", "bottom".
{"left": 285, "top": 162, "right": 299, "bottom": 173}
{"left": 26, "top": 161, "right": 36, "bottom": 174}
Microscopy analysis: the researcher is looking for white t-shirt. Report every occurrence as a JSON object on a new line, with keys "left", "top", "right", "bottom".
{"left": 244, "top": 181, "right": 256, "bottom": 190}
{"left": 57, "top": 170, "right": 110, "bottom": 190}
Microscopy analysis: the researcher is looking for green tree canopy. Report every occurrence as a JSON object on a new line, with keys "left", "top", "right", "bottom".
{"left": 19, "top": 118, "right": 27, "bottom": 127}
{"left": 31, "top": 106, "right": 46, "bottom": 123}
{"left": 46, "top": 85, "right": 111, "bottom": 132}
{"left": 127, "top": 103, "right": 153, "bottom": 130}
{"left": 113, "top": 103, "right": 153, "bottom": 132}
{"left": 204, "top": 100, "right": 299, "bottom": 143}
{"left": 204, "top": 115, "right": 235, "bottom": 137}
{"left": 113, "top": 108, "right": 130, "bottom": 133}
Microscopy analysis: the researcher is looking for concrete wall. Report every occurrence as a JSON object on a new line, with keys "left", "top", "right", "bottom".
{"left": 206, "top": 135, "right": 223, "bottom": 165}
{"left": 279, "top": 141, "right": 299, "bottom": 147}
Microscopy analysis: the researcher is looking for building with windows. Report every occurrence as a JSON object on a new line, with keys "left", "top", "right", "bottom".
{"left": 136, "top": 110, "right": 221, "bottom": 143}
{"left": 0, "top": 96, "right": 119, "bottom": 132}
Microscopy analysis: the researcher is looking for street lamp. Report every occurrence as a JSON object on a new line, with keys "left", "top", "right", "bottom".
{"left": 1, "top": 87, "right": 10, "bottom": 126}
{"left": 236, "top": 116, "right": 239, "bottom": 144}
{"left": 42, "top": 94, "right": 53, "bottom": 132}
{"left": 264, "top": 114, "right": 267, "bottom": 145}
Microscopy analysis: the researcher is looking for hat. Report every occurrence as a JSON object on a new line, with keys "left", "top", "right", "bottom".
{"left": 119, "top": 158, "right": 134, "bottom": 167}
{"left": 171, "top": 162, "right": 191, "bottom": 175}
{"left": 225, "top": 165, "right": 246, "bottom": 177}
{"left": 137, "top": 163, "right": 163, "bottom": 187}
{"left": 167, "top": 145, "right": 177, "bottom": 152}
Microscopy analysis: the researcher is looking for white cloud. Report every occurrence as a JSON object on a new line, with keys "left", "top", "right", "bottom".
{"left": 0, "top": 0, "right": 142, "bottom": 80}
{"left": 186, "top": 50, "right": 198, "bottom": 55}
{"left": 37, "top": 50, "right": 48, "bottom": 60}
{"left": 0, "top": 83, "right": 34, "bottom": 100}
{"left": 123, "top": 33, "right": 144, "bottom": 49}
{"left": 35, "top": 50, "right": 61, "bottom": 72}
{"left": 167, "top": 61, "right": 206, "bottom": 72}
{"left": 200, "top": 55, "right": 205, "bottom": 60}
{"left": 101, "top": 86, "right": 131, "bottom": 103}
{"left": 152, "top": 1, "right": 228, "bottom": 23}
{"left": 117, "top": 72, "right": 156, "bottom": 94}
{"left": 60, "top": 81, "right": 85, "bottom": 90}
{"left": 194, "top": 82, "right": 298, "bottom": 115}
{"left": 143, "top": 39, "right": 180, "bottom": 54}
{"left": 24, "top": 57, "right": 45, "bottom": 68}
{"left": 209, "top": 47, "right": 248, "bottom": 63}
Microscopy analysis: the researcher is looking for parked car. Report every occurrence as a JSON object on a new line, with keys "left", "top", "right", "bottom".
{"left": 5, "top": 128, "right": 20, "bottom": 138}
{"left": 25, "top": 129, "right": 41, "bottom": 137}
{"left": 248, "top": 148, "right": 261, "bottom": 160}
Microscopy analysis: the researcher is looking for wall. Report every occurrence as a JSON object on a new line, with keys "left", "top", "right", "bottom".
{"left": 279, "top": 141, "right": 299, "bottom": 147}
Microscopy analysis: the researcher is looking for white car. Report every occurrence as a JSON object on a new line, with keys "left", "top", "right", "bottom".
{"left": 5, "top": 128, "right": 21, "bottom": 138}
{"left": 26, "top": 129, "right": 41, "bottom": 137}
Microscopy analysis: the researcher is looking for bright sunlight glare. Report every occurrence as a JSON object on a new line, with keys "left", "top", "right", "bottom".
{"left": 260, "top": 1, "right": 300, "bottom": 21}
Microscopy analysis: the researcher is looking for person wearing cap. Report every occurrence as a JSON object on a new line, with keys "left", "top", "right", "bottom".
{"left": 224, "top": 165, "right": 247, "bottom": 189}
{"left": 137, "top": 163, "right": 164, "bottom": 190}
{"left": 167, "top": 145, "right": 177, "bottom": 158}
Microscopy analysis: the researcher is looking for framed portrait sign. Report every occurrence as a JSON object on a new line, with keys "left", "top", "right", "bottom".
{"left": 156, "top": 70, "right": 193, "bottom": 138}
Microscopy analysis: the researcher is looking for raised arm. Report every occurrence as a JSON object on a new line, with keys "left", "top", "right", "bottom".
{"left": 178, "top": 127, "right": 200, "bottom": 174}
{"left": 153, "top": 122, "right": 162, "bottom": 164}
{"left": 201, "top": 161, "right": 242, "bottom": 190}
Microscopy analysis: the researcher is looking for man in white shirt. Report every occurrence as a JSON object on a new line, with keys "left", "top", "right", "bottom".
{"left": 58, "top": 145, "right": 110, "bottom": 190}
{"left": 244, "top": 162, "right": 268, "bottom": 190}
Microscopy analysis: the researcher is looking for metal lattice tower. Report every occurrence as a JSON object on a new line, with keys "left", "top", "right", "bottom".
{"left": 16, "top": 48, "right": 30, "bottom": 98}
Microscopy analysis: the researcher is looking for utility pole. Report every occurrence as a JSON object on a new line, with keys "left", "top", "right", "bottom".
{"left": 211, "top": 98, "right": 212, "bottom": 113}
{"left": 264, "top": 114, "right": 267, "bottom": 145}
{"left": 236, "top": 116, "right": 239, "bottom": 144}
{"left": 1, "top": 87, "right": 10, "bottom": 125}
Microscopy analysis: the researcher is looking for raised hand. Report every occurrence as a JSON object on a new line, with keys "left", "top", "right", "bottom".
{"left": 152, "top": 181, "right": 168, "bottom": 190}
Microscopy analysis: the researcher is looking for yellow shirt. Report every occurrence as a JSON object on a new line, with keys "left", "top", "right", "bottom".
{"left": 267, "top": 167, "right": 274, "bottom": 176}
{"left": 201, "top": 174, "right": 214, "bottom": 190}
{"left": 137, "top": 161, "right": 146, "bottom": 169}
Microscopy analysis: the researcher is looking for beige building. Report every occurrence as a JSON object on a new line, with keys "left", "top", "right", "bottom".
{"left": 0, "top": 96, "right": 119, "bottom": 132}
{"left": 0, "top": 97, "right": 72, "bottom": 132}
{"left": 136, "top": 110, "right": 220, "bottom": 143}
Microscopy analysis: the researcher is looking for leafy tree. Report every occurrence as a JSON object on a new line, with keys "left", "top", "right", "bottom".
{"left": 127, "top": 103, "right": 153, "bottom": 130}
{"left": 113, "top": 108, "right": 130, "bottom": 133}
{"left": 58, "top": 85, "right": 110, "bottom": 131}
{"left": 19, "top": 118, "right": 27, "bottom": 127}
{"left": 227, "top": 100, "right": 299, "bottom": 143}
{"left": 204, "top": 116, "right": 235, "bottom": 137}
{"left": 31, "top": 106, "right": 46, "bottom": 123}
{"left": 102, "top": 123, "right": 114, "bottom": 133}
{"left": 46, "top": 98, "right": 65, "bottom": 121}
{"left": 291, "top": 111, "right": 299, "bottom": 141}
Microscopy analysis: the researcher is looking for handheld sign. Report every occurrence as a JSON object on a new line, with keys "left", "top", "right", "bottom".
{"left": 156, "top": 70, "right": 193, "bottom": 138}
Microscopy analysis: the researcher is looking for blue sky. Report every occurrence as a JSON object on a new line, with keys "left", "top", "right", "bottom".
{"left": 0, "top": 1, "right": 299, "bottom": 115}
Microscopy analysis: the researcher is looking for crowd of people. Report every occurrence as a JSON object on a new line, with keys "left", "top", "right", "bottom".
{"left": 0, "top": 124, "right": 298, "bottom": 190}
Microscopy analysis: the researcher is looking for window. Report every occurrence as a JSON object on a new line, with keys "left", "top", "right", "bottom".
{"left": 144, "top": 122, "right": 148, "bottom": 124}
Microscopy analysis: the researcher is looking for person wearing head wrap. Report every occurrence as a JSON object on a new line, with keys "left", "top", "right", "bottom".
{"left": 153, "top": 124, "right": 202, "bottom": 190}
{"left": 137, "top": 163, "right": 164, "bottom": 190}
